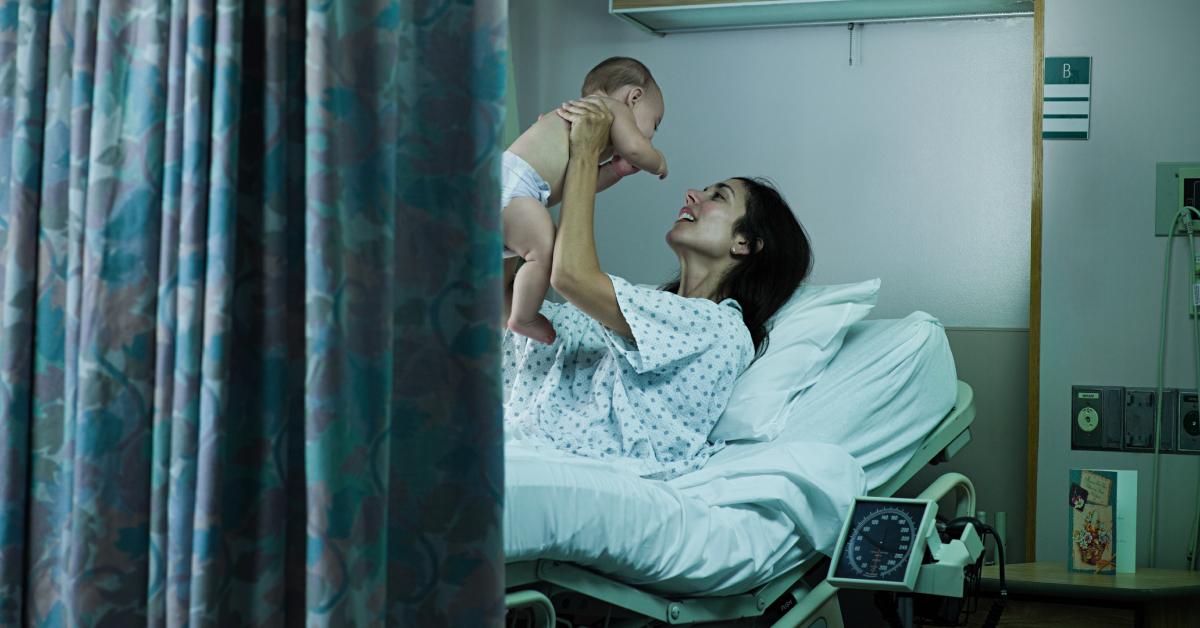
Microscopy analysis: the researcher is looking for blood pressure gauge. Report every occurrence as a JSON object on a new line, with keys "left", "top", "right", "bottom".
{"left": 828, "top": 497, "right": 937, "bottom": 592}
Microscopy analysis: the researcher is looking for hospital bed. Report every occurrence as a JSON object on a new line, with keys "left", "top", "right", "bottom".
{"left": 503, "top": 314, "right": 975, "bottom": 627}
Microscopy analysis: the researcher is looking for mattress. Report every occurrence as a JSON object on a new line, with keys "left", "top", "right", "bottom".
{"left": 503, "top": 312, "right": 957, "bottom": 596}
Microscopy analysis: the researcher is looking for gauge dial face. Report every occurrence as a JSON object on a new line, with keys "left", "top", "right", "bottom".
{"left": 833, "top": 502, "right": 928, "bottom": 582}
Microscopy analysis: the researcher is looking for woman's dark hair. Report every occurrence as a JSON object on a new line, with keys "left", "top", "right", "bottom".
{"left": 663, "top": 177, "right": 813, "bottom": 356}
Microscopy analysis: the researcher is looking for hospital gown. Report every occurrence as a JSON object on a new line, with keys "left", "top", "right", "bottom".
{"left": 502, "top": 275, "right": 754, "bottom": 480}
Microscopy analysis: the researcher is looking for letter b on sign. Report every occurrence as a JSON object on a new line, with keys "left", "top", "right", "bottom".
{"left": 1045, "top": 57, "right": 1090, "bottom": 85}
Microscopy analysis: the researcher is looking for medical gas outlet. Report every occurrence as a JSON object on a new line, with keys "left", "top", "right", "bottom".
{"left": 1071, "top": 385, "right": 1192, "bottom": 454}
{"left": 1071, "top": 386, "right": 1123, "bottom": 451}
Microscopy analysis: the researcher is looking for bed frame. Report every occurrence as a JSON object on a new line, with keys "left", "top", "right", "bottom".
{"left": 505, "top": 381, "right": 977, "bottom": 628}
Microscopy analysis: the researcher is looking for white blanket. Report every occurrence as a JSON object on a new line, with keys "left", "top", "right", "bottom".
{"left": 503, "top": 439, "right": 866, "bottom": 596}
{"left": 504, "top": 312, "right": 956, "bottom": 596}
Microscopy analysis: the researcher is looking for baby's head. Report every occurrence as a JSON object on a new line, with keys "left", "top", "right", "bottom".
{"left": 582, "top": 56, "right": 663, "bottom": 139}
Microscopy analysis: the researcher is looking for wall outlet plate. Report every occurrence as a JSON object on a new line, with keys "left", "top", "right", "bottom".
{"left": 1181, "top": 168, "right": 1200, "bottom": 211}
{"left": 1071, "top": 386, "right": 1124, "bottom": 450}
{"left": 1159, "top": 388, "right": 1178, "bottom": 453}
{"left": 1156, "top": 162, "right": 1200, "bottom": 236}
{"left": 1123, "top": 387, "right": 1176, "bottom": 452}
{"left": 1179, "top": 391, "right": 1200, "bottom": 453}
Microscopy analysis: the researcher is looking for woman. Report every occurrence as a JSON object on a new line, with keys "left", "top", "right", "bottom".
{"left": 502, "top": 97, "right": 813, "bottom": 479}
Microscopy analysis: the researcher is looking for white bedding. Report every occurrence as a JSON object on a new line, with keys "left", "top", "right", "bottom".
{"left": 503, "top": 439, "right": 864, "bottom": 596}
{"left": 778, "top": 312, "right": 958, "bottom": 489}
{"left": 503, "top": 312, "right": 957, "bottom": 596}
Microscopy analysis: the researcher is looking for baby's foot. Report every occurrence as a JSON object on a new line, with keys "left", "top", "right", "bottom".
{"left": 508, "top": 313, "right": 557, "bottom": 345}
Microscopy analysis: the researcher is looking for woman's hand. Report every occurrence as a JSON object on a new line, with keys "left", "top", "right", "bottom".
{"left": 556, "top": 97, "right": 614, "bottom": 161}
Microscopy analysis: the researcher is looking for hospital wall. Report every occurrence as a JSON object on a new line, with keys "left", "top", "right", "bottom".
{"left": 1038, "top": 0, "right": 1200, "bottom": 568}
{"left": 509, "top": 0, "right": 1032, "bottom": 327}
{"left": 509, "top": 1, "right": 1035, "bottom": 562}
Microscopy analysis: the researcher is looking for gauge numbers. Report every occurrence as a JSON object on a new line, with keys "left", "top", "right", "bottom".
{"left": 829, "top": 497, "right": 935, "bottom": 591}
{"left": 844, "top": 506, "right": 917, "bottom": 579}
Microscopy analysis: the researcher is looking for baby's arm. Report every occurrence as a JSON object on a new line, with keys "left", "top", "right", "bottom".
{"left": 605, "top": 99, "right": 666, "bottom": 178}
{"left": 596, "top": 155, "right": 639, "bottom": 192}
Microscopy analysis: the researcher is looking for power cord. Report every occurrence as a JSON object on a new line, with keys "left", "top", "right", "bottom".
{"left": 876, "top": 517, "right": 1007, "bottom": 628}
{"left": 942, "top": 517, "right": 1006, "bottom": 628}
{"left": 1150, "top": 204, "right": 1200, "bottom": 568}
{"left": 1186, "top": 207, "right": 1200, "bottom": 570}
{"left": 873, "top": 591, "right": 905, "bottom": 628}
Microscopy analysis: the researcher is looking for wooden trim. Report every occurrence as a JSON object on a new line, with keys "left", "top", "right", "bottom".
{"left": 1026, "top": 0, "right": 1044, "bottom": 563}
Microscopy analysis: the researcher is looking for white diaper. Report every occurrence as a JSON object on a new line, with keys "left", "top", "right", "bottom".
{"left": 501, "top": 151, "right": 551, "bottom": 208}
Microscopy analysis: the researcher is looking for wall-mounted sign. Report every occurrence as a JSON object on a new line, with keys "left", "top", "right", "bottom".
{"left": 1043, "top": 57, "right": 1091, "bottom": 140}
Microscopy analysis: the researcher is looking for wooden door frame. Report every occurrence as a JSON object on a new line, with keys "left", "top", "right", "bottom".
{"left": 1027, "top": 0, "right": 1044, "bottom": 562}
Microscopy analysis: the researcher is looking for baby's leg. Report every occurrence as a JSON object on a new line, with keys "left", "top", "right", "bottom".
{"left": 503, "top": 197, "right": 557, "bottom": 344}
{"left": 502, "top": 256, "right": 520, "bottom": 327}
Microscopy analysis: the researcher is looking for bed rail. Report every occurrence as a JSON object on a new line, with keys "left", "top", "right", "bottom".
{"left": 505, "top": 589, "right": 556, "bottom": 628}
{"left": 917, "top": 472, "right": 977, "bottom": 519}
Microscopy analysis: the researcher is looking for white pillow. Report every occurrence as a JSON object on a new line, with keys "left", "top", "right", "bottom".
{"left": 710, "top": 278, "right": 880, "bottom": 443}
{"left": 776, "top": 312, "right": 958, "bottom": 490}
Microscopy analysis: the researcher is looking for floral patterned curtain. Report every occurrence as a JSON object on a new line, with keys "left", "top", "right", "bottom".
{"left": 0, "top": 1, "right": 506, "bottom": 625}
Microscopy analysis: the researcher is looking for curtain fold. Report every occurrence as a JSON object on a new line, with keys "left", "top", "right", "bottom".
{"left": 0, "top": 1, "right": 506, "bottom": 625}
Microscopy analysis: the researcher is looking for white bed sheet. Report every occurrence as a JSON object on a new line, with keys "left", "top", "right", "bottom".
{"left": 503, "top": 311, "right": 957, "bottom": 596}
{"left": 503, "top": 439, "right": 865, "bottom": 596}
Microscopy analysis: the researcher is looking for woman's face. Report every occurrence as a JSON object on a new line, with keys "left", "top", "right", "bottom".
{"left": 667, "top": 179, "right": 750, "bottom": 258}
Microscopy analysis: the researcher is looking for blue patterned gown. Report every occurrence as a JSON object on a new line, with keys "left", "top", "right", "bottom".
{"left": 502, "top": 275, "right": 754, "bottom": 479}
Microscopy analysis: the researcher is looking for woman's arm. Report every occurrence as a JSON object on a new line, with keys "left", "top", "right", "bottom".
{"left": 551, "top": 98, "right": 633, "bottom": 338}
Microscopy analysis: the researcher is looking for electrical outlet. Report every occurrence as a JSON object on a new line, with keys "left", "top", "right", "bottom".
{"left": 1184, "top": 175, "right": 1200, "bottom": 210}
{"left": 1123, "top": 388, "right": 1175, "bottom": 451}
{"left": 1071, "top": 386, "right": 1124, "bottom": 450}
{"left": 1155, "top": 162, "right": 1200, "bottom": 235}
{"left": 1179, "top": 391, "right": 1200, "bottom": 453}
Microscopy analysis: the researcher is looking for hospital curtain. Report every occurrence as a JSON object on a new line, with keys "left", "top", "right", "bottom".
{"left": 0, "top": 1, "right": 505, "bottom": 626}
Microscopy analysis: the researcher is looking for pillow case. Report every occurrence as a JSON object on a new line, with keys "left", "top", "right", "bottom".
{"left": 709, "top": 278, "right": 880, "bottom": 442}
